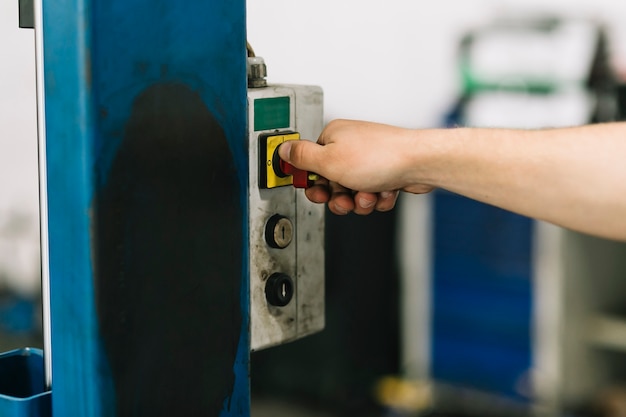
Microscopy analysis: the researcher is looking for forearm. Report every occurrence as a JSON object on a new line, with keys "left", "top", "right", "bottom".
{"left": 413, "top": 123, "right": 626, "bottom": 240}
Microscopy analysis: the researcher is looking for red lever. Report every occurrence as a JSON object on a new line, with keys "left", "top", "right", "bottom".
{"left": 279, "top": 159, "right": 318, "bottom": 189}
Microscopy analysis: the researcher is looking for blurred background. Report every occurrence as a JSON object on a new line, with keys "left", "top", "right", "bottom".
{"left": 4, "top": 0, "right": 626, "bottom": 416}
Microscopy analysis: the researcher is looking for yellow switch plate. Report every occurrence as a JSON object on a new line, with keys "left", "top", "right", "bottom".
{"left": 260, "top": 132, "right": 300, "bottom": 189}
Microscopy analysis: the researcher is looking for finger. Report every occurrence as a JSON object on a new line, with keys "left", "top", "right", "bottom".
{"left": 353, "top": 191, "right": 378, "bottom": 216}
{"left": 304, "top": 177, "right": 330, "bottom": 204}
{"left": 278, "top": 140, "right": 325, "bottom": 173}
{"left": 375, "top": 190, "right": 399, "bottom": 212}
{"left": 327, "top": 181, "right": 354, "bottom": 215}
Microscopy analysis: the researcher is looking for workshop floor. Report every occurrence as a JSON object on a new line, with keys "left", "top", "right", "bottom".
{"left": 252, "top": 397, "right": 338, "bottom": 417}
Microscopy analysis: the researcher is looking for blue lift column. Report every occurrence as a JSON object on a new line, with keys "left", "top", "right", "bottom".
{"left": 38, "top": 0, "right": 249, "bottom": 415}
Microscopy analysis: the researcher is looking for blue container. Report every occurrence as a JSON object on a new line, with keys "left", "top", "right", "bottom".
{"left": 0, "top": 348, "right": 51, "bottom": 417}
{"left": 432, "top": 191, "right": 533, "bottom": 399}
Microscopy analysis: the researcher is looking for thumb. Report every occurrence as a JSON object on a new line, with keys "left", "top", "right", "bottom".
{"left": 278, "top": 140, "right": 324, "bottom": 173}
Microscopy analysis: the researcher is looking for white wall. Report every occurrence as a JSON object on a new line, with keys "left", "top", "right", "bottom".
{"left": 0, "top": 0, "right": 37, "bottom": 210}
{"left": 248, "top": 0, "right": 489, "bottom": 128}
{"left": 247, "top": 0, "right": 626, "bottom": 129}
{"left": 0, "top": 0, "right": 40, "bottom": 295}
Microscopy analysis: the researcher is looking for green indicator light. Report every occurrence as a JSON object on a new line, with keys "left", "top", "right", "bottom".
{"left": 254, "top": 96, "right": 290, "bottom": 131}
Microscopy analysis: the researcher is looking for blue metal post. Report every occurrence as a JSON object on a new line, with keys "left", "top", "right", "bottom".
{"left": 39, "top": 0, "right": 249, "bottom": 415}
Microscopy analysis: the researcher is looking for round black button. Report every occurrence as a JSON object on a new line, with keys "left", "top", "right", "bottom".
{"left": 265, "top": 273, "right": 294, "bottom": 307}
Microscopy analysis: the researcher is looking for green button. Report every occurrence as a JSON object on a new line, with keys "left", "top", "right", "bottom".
{"left": 254, "top": 97, "right": 290, "bottom": 131}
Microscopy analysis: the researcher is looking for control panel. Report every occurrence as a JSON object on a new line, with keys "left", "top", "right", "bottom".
{"left": 248, "top": 84, "right": 324, "bottom": 351}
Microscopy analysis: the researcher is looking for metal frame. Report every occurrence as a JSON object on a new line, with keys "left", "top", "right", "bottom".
{"left": 33, "top": 0, "right": 250, "bottom": 415}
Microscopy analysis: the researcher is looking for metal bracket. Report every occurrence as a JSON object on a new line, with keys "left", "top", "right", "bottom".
{"left": 18, "top": 0, "right": 34, "bottom": 28}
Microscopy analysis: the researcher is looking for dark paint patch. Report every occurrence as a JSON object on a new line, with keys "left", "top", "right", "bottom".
{"left": 95, "top": 83, "right": 242, "bottom": 416}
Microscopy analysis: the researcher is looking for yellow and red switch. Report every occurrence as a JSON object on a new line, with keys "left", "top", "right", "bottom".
{"left": 259, "top": 132, "right": 318, "bottom": 189}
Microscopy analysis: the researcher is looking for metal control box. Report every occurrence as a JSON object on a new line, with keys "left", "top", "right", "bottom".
{"left": 248, "top": 85, "right": 325, "bottom": 351}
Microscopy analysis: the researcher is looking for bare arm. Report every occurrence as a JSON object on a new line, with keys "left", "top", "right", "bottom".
{"left": 278, "top": 119, "right": 626, "bottom": 241}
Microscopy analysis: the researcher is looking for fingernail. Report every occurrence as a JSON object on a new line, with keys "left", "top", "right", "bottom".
{"left": 381, "top": 191, "right": 394, "bottom": 199}
{"left": 278, "top": 141, "right": 292, "bottom": 162}
{"left": 334, "top": 204, "right": 349, "bottom": 215}
{"left": 359, "top": 198, "right": 375, "bottom": 209}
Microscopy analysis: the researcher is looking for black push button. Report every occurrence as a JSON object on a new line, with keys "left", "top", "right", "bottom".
{"left": 265, "top": 273, "right": 294, "bottom": 307}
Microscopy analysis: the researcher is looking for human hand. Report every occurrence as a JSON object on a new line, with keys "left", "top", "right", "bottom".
{"left": 277, "top": 119, "right": 434, "bottom": 215}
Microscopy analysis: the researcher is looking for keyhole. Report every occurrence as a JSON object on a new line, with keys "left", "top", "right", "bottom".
{"left": 265, "top": 214, "right": 293, "bottom": 249}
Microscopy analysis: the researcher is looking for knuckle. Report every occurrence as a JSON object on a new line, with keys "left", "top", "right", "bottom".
{"left": 324, "top": 119, "right": 348, "bottom": 133}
